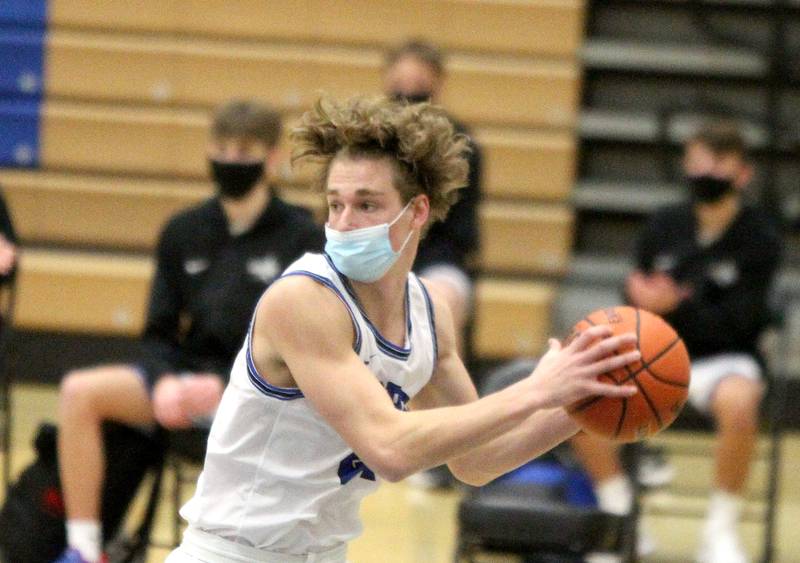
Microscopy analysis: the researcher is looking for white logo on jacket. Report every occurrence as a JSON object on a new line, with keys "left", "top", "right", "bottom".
{"left": 184, "top": 258, "right": 209, "bottom": 275}
{"left": 247, "top": 255, "right": 281, "bottom": 283}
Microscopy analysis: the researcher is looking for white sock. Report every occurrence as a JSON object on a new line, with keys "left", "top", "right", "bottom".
{"left": 705, "top": 489, "right": 743, "bottom": 535}
{"left": 66, "top": 519, "right": 102, "bottom": 562}
{"left": 595, "top": 474, "right": 633, "bottom": 515}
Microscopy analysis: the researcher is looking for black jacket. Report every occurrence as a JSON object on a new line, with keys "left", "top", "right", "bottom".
{"left": 139, "top": 194, "right": 323, "bottom": 388}
{"left": 632, "top": 202, "right": 782, "bottom": 360}
{"left": 414, "top": 118, "right": 482, "bottom": 274}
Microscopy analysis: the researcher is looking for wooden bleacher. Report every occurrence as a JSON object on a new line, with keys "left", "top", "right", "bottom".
{"left": 48, "top": 0, "right": 585, "bottom": 58}
{"left": 43, "top": 31, "right": 578, "bottom": 128}
{"left": 3, "top": 0, "right": 586, "bottom": 360}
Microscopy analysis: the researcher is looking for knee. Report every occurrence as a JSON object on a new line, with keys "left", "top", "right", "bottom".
{"left": 59, "top": 368, "right": 101, "bottom": 413}
{"left": 714, "top": 377, "right": 763, "bottom": 432}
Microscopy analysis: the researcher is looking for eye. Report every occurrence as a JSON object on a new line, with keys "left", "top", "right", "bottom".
{"left": 360, "top": 201, "right": 376, "bottom": 211}
{"left": 327, "top": 201, "right": 342, "bottom": 212}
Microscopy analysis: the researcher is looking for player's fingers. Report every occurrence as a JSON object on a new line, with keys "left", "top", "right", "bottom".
{"left": 581, "top": 333, "right": 638, "bottom": 362}
{"left": 585, "top": 349, "right": 641, "bottom": 376}
{"left": 567, "top": 325, "right": 612, "bottom": 351}
{"left": 587, "top": 381, "right": 637, "bottom": 398}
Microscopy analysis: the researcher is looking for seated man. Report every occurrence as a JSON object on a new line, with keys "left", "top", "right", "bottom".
{"left": 571, "top": 120, "right": 783, "bottom": 563}
{"left": 55, "top": 99, "right": 323, "bottom": 563}
{"left": 383, "top": 39, "right": 482, "bottom": 357}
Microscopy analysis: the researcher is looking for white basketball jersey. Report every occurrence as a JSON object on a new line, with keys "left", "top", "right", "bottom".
{"left": 180, "top": 253, "right": 438, "bottom": 555}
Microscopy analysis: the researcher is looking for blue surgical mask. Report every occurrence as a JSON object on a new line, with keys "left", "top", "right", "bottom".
{"left": 325, "top": 201, "right": 415, "bottom": 283}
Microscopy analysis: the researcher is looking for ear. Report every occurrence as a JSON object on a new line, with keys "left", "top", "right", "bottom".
{"left": 734, "top": 162, "right": 754, "bottom": 191}
{"left": 265, "top": 146, "right": 285, "bottom": 181}
{"left": 411, "top": 195, "right": 430, "bottom": 229}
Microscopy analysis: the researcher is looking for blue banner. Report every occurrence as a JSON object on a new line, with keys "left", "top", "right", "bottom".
{"left": 0, "top": 0, "right": 47, "bottom": 28}
{"left": 0, "top": 100, "right": 40, "bottom": 167}
{"left": 0, "top": 30, "right": 45, "bottom": 98}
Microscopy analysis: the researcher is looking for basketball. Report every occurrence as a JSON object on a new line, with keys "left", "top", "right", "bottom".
{"left": 565, "top": 306, "right": 691, "bottom": 442}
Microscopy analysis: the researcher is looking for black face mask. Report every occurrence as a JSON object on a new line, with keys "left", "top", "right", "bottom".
{"left": 391, "top": 91, "right": 432, "bottom": 105}
{"left": 688, "top": 175, "right": 734, "bottom": 203}
{"left": 209, "top": 160, "right": 264, "bottom": 200}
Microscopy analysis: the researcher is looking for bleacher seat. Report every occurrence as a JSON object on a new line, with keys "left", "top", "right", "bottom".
{"left": 477, "top": 128, "right": 576, "bottom": 201}
{"left": 0, "top": 170, "right": 206, "bottom": 249}
{"left": 48, "top": 0, "right": 585, "bottom": 58}
{"left": 479, "top": 202, "right": 574, "bottom": 276}
{"left": 472, "top": 279, "right": 556, "bottom": 359}
{"left": 41, "top": 31, "right": 578, "bottom": 127}
{"left": 15, "top": 249, "right": 152, "bottom": 336}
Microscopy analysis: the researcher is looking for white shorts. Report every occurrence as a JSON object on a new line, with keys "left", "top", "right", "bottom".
{"left": 166, "top": 527, "right": 348, "bottom": 563}
{"left": 418, "top": 264, "right": 473, "bottom": 307}
{"left": 688, "top": 353, "right": 763, "bottom": 413}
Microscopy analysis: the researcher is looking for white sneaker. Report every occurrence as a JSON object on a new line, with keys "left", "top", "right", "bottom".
{"left": 696, "top": 528, "right": 748, "bottom": 563}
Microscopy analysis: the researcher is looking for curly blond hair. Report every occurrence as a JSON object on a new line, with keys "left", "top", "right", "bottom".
{"left": 291, "top": 96, "right": 469, "bottom": 222}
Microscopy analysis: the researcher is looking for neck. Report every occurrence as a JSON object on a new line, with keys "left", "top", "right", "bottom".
{"left": 347, "top": 241, "right": 417, "bottom": 336}
{"left": 220, "top": 183, "right": 270, "bottom": 234}
{"left": 695, "top": 194, "right": 740, "bottom": 239}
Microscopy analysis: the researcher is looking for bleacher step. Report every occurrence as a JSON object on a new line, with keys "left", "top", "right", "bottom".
{"left": 583, "top": 39, "right": 766, "bottom": 77}
{"left": 573, "top": 180, "right": 682, "bottom": 214}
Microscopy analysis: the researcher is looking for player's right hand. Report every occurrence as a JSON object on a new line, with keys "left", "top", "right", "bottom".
{"left": 528, "top": 325, "right": 640, "bottom": 410}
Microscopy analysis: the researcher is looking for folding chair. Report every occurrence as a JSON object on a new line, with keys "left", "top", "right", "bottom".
{"left": 0, "top": 279, "right": 17, "bottom": 493}
{"left": 161, "top": 428, "right": 208, "bottom": 548}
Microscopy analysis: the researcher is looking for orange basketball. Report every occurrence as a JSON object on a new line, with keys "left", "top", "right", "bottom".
{"left": 565, "top": 306, "right": 691, "bottom": 442}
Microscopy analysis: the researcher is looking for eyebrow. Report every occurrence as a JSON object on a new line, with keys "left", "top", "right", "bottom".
{"left": 326, "top": 188, "right": 385, "bottom": 197}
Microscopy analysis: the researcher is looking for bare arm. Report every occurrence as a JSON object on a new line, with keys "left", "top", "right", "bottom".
{"left": 254, "top": 276, "right": 639, "bottom": 483}
{"left": 411, "top": 282, "right": 626, "bottom": 486}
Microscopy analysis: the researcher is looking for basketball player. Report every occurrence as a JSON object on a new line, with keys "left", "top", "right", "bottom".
{"left": 54, "top": 100, "right": 323, "bottom": 563}
{"left": 572, "top": 121, "right": 782, "bottom": 563}
{"left": 166, "top": 96, "right": 642, "bottom": 563}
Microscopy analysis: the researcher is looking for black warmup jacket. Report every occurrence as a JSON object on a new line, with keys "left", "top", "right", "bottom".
{"left": 139, "top": 194, "right": 324, "bottom": 389}
{"left": 414, "top": 118, "right": 482, "bottom": 274}
{"left": 631, "top": 202, "right": 782, "bottom": 360}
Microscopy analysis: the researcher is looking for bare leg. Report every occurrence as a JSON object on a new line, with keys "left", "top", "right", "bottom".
{"left": 57, "top": 365, "right": 154, "bottom": 520}
{"left": 571, "top": 432, "right": 624, "bottom": 483}
{"left": 710, "top": 375, "right": 763, "bottom": 493}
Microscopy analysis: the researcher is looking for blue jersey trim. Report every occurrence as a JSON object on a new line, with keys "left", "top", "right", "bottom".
{"left": 245, "top": 300, "right": 304, "bottom": 401}
{"left": 281, "top": 270, "right": 363, "bottom": 354}
{"left": 323, "top": 253, "right": 412, "bottom": 361}
{"left": 416, "top": 277, "right": 438, "bottom": 372}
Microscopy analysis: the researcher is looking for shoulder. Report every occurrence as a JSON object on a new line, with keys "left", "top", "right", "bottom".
{"left": 263, "top": 194, "right": 324, "bottom": 246}
{"left": 156, "top": 198, "right": 219, "bottom": 252}
{"left": 737, "top": 205, "right": 783, "bottom": 256}
{"left": 256, "top": 273, "right": 354, "bottom": 345}
{"left": 161, "top": 198, "right": 219, "bottom": 237}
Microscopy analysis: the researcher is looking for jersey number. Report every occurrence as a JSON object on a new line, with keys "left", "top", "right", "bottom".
{"left": 337, "top": 381, "right": 409, "bottom": 485}
{"left": 338, "top": 453, "right": 375, "bottom": 484}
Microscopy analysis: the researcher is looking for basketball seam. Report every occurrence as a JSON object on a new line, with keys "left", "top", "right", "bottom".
{"left": 614, "top": 397, "right": 628, "bottom": 438}
{"left": 621, "top": 336, "right": 687, "bottom": 387}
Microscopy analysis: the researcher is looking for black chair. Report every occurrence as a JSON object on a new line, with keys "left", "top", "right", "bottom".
{"left": 455, "top": 359, "right": 640, "bottom": 563}
{"left": 0, "top": 280, "right": 17, "bottom": 494}
{"left": 160, "top": 428, "right": 208, "bottom": 549}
